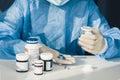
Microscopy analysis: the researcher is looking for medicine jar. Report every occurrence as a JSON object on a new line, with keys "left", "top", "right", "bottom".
{"left": 40, "top": 52, "right": 53, "bottom": 71}
{"left": 25, "top": 37, "right": 40, "bottom": 65}
{"left": 34, "top": 60, "right": 43, "bottom": 75}
{"left": 16, "top": 53, "right": 29, "bottom": 72}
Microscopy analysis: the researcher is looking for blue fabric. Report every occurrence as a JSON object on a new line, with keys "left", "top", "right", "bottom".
{"left": 0, "top": 0, "right": 120, "bottom": 59}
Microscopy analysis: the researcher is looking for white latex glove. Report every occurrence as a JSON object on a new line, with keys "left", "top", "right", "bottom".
{"left": 78, "top": 27, "right": 107, "bottom": 54}
{"left": 38, "top": 44, "right": 76, "bottom": 64}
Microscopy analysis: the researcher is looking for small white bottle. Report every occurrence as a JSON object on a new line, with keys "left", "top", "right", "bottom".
{"left": 16, "top": 53, "right": 29, "bottom": 72}
{"left": 34, "top": 60, "right": 43, "bottom": 75}
{"left": 25, "top": 37, "right": 40, "bottom": 65}
{"left": 40, "top": 52, "right": 53, "bottom": 71}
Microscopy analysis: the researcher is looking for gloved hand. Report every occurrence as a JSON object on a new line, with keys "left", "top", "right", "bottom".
{"left": 78, "top": 27, "right": 107, "bottom": 54}
{"left": 38, "top": 44, "right": 76, "bottom": 64}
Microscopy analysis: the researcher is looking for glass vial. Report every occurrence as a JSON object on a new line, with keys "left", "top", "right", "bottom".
{"left": 40, "top": 52, "right": 53, "bottom": 71}
{"left": 16, "top": 53, "right": 29, "bottom": 72}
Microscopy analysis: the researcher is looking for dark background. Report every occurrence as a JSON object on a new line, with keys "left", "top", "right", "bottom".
{"left": 94, "top": 0, "right": 120, "bottom": 28}
{"left": 0, "top": 0, "right": 120, "bottom": 28}
{"left": 0, "top": 0, "right": 14, "bottom": 11}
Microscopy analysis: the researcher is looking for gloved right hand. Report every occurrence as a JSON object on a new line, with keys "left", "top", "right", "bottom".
{"left": 38, "top": 44, "right": 76, "bottom": 65}
{"left": 78, "top": 27, "right": 107, "bottom": 54}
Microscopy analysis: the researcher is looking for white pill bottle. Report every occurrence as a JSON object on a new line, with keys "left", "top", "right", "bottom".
{"left": 16, "top": 53, "right": 29, "bottom": 72}
{"left": 25, "top": 37, "right": 40, "bottom": 65}
{"left": 34, "top": 60, "right": 43, "bottom": 75}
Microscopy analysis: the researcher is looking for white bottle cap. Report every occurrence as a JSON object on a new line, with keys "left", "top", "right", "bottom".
{"left": 81, "top": 26, "right": 93, "bottom": 35}
{"left": 40, "top": 52, "right": 53, "bottom": 60}
{"left": 16, "top": 53, "right": 29, "bottom": 61}
{"left": 81, "top": 26, "right": 92, "bottom": 32}
{"left": 34, "top": 60, "right": 43, "bottom": 64}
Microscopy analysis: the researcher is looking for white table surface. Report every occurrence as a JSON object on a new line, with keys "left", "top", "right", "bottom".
{"left": 0, "top": 56, "right": 120, "bottom": 80}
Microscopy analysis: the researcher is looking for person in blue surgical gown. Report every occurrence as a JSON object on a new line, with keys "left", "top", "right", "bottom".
{"left": 0, "top": 0, "right": 120, "bottom": 64}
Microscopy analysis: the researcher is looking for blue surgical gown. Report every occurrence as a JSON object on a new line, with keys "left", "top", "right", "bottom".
{"left": 0, "top": 0, "right": 120, "bottom": 59}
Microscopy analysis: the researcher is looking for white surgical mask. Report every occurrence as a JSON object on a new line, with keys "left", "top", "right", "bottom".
{"left": 47, "top": 0, "right": 69, "bottom": 6}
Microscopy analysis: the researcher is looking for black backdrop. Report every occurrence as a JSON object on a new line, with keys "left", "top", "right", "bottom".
{"left": 0, "top": 0, "right": 14, "bottom": 11}
{"left": 0, "top": 0, "right": 120, "bottom": 28}
{"left": 95, "top": 0, "right": 120, "bottom": 28}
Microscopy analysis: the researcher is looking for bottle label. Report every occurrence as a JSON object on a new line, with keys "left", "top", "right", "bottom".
{"left": 46, "top": 61, "right": 52, "bottom": 71}
{"left": 16, "top": 62, "right": 28, "bottom": 71}
{"left": 25, "top": 48, "right": 39, "bottom": 60}
{"left": 34, "top": 67, "right": 43, "bottom": 75}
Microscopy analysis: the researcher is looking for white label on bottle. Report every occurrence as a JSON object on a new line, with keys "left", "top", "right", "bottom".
{"left": 46, "top": 62, "right": 52, "bottom": 71}
{"left": 34, "top": 67, "right": 43, "bottom": 75}
{"left": 16, "top": 62, "right": 28, "bottom": 71}
{"left": 27, "top": 49, "right": 39, "bottom": 55}
{"left": 26, "top": 48, "right": 39, "bottom": 64}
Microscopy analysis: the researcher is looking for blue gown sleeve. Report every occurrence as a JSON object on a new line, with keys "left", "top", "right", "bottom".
{"left": 88, "top": 0, "right": 120, "bottom": 59}
{"left": 98, "top": 28, "right": 120, "bottom": 59}
{"left": 0, "top": 0, "right": 26, "bottom": 59}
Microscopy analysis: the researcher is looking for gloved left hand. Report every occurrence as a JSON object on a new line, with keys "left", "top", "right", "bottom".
{"left": 78, "top": 28, "right": 107, "bottom": 54}
{"left": 39, "top": 44, "right": 76, "bottom": 64}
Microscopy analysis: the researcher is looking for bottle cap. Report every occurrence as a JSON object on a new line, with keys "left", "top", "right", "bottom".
{"left": 16, "top": 53, "right": 29, "bottom": 61}
{"left": 57, "top": 54, "right": 66, "bottom": 60}
{"left": 81, "top": 26, "right": 92, "bottom": 32}
{"left": 34, "top": 59, "right": 43, "bottom": 64}
{"left": 40, "top": 52, "right": 53, "bottom": 60}
{"left": 81, "top": 26, "right": 93, "bottom": 35}
{"left": 34, "top": 60, "right": 43, "bottom": 66}
{"left": 26, "top": 37, "right": 38, "bottom": 44}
